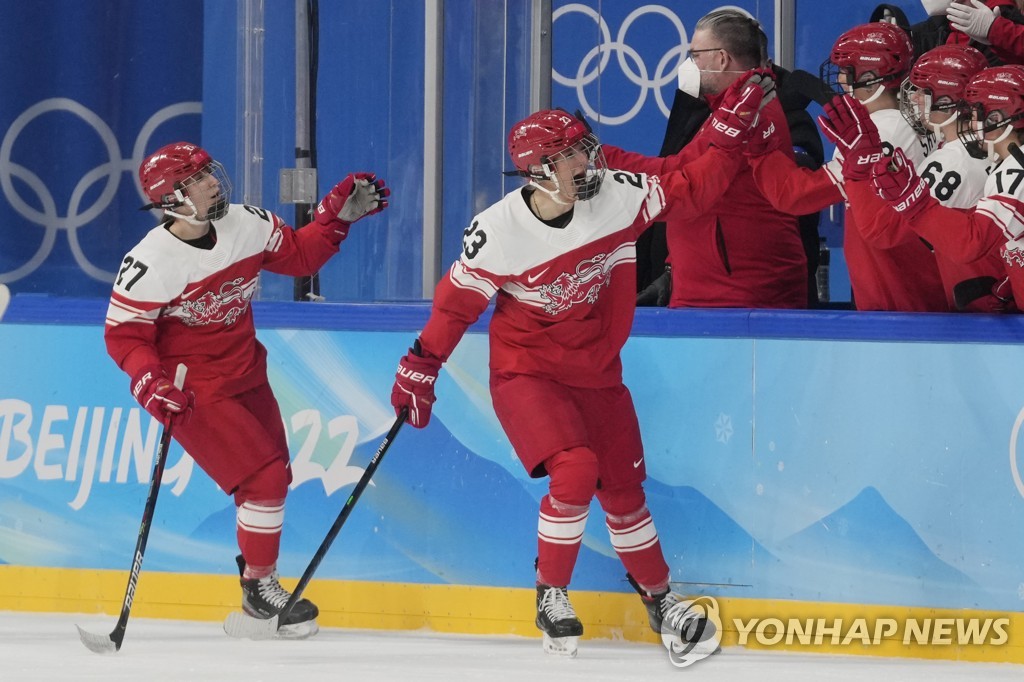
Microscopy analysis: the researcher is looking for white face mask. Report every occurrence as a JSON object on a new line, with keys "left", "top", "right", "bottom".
{"left": 921, "top": 0, "right": 954, "bottom": 16}
{"left": 677, "top": 57, "right": 701, "bottom": 97}
{"left": 677, "top": 56, "right": 752, "bottom": 97}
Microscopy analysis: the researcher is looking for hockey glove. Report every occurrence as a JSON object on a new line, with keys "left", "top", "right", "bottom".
{"left": 745, "top": 116, "right": 783, "bottom": 157}
{"left": 705, "top": 74, "right": 770, "bottom": 152}
{"left": 817, "top": 95, "right": 883, "bottom": 181}
{"left": 391, "top": 340, "right": 441, "bottom": 428}
{"left": 131, "top": 364, "right": 194, "bottom": 426}
{"left": 946, "top": 0, "right": 998, "bottom": 44}
{"left": 314, "top": 172, "right": 390, "bottom": 243}
{"left": 871, "top": 148, "right": 935, "bottom": 221}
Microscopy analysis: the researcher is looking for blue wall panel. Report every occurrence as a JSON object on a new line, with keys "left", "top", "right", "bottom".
{"left": 0, "top": 0, "right": 203, "bottom": 298}
{"left": 3, "top": 299, "right": 1024, "bottom": 612}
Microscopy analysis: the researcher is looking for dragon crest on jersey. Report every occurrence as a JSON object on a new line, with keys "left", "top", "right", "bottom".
{"left": 539, "top": 254, "right": 611, "bottom": 314}
{"left": 176, "top": 277, "right": 258, "bottom": 326}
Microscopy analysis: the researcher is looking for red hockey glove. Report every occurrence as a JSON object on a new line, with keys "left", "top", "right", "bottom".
{"left": 817, "top": 95, "right": 883, "bottom": 181}
{"left": 705, "top": 69, "right": 774, "bottom": 151}
{"left": 744, "top": 116, "right": 783, "bottom": 157}
{"left": 391, "top": 340, "right": 441, "bottom": 428}
{"left": 131, "top": 364, "right": 194, "bottom": 426}
{"left": 314, "top": 172, "right": 390, "bottom": 243}
{"left": 870, "top": 148, "right": 934, "bottom": 221}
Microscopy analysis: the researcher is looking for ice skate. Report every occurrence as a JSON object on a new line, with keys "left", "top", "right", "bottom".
{"left": 236, "top": 555, "right": 320, "bottom": 639}
{"left": 627, "top": 573, "right": 720, "bottom": 655}
{"left": 536, "top": 584, "right": 583, "bottom": 657}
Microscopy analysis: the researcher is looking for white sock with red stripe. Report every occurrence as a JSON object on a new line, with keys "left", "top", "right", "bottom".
{"left": 236, "top": 498, "right": 285, "bottom": 579}
{"left": 606, "top": 505, "right": 669, "bottom": 593}
{"left": 536, "top": 495, "right": 589, "bottom": 586}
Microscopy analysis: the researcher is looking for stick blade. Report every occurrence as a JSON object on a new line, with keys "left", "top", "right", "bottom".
{"left": 223, "top": 611, "right": 280, "bottom": 640}
{"left": 76, "top": 625, "right": 120, "bottom": 654}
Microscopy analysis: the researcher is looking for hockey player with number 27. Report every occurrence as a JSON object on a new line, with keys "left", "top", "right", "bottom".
{"left": 104, "top": 141, "right": 388, "bottom": 639}
{"left": 389, "top": 70, "right": 774, "bottom": 658}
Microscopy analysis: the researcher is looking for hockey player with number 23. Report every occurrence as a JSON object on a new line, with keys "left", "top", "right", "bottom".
{"left": 104, "top": 141, "right": 388, "bottom": 639}
{"left": 389, "top": 71, "right": 774, "bottom": 658}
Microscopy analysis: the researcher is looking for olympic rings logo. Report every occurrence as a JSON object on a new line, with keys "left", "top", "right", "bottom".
{"left": 0, "top": 99, "right": 200, "bottom": 283}
{"left": 552, "top": 3, "right": 752, "bottom": 125}
{"left": 1010, "top": 406, "right": 1024, "bottom": 499}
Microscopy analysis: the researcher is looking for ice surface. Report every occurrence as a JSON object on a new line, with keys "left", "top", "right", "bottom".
{"left": 3, "top": 612, "right": 1020, "bottom": 682}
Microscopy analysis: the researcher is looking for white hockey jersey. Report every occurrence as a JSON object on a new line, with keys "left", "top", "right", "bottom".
{"left": 105, "top": 205, "right": 340, "bottom": 398}
{"left": 418, "top": 151, "right": 742, "bottom": 388}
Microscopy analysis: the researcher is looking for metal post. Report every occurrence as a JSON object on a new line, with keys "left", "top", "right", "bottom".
{"left": 422, "top": 0, "right": 444, "bottom": 297}
{"left": 237, "top": 0, "right": 265, "bottom": 207}
{"left": 530, "top": 0, "right": 552, "bottom": 114}
{"left": 773, "top": 0, "right": 795, "bottom": 71}
{"left": 292, "top": 0, "right": 319, "bottom": 301}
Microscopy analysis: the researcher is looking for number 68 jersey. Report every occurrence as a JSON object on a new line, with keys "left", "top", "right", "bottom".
{"left": 418, "top": 156, "right": 740, "bottom": 389}
{"left": 104, "top": 205, "right": 341, "bottom": 398}
{"left": 910, "top": 145, "right": 1024, "bottom": 309}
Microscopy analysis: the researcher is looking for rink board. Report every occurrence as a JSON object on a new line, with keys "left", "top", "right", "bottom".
{"left": 2, "top": 565, "right": 1021, "bottom": 664}
{"left": 2, "top": 299, "right": 1024, "bottom": 664}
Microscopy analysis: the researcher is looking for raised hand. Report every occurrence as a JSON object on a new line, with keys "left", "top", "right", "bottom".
{"left": 314, "top": 172, "right": 390, "bottom": 242}
{"left": 817, "top": 95, "right": 883, "bottom": 181}
{"left": 131, "top": 365, "right": 194, "bottom": 426}
{"left": 706, "top": 70, "right": 775, "bottom": 151}
{"left": 391, "top": 340, "right": 442, "bottom": 428}
{"left": 745, "top": 115, "right": 783, "bottom": 157}
{"left": 947, "top": 0, "right": 998, "bottom": 45}
{"left": 871, "top": 147, "right": 933, "bottom": 220}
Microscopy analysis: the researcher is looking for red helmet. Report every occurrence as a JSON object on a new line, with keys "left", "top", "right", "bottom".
{"left": 901, "top": 45, "right": 988, "bottom": 135}
{"left": 139, "top": 142, "right": 232, "bottom": 220}
{"left": 507, "top": 109, "right": 606, "bottom": 201}
{"left": 964, "top": 65, "right": 1024, "bottom": 127}
{"left": 959, "top": 65, "right": 1024, "bottom": 158}
{"left": 821, "top": 22, "right": 913, "bottom": 95}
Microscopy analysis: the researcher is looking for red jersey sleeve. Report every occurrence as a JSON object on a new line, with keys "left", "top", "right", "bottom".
{"left": 907, "top": 201, "right": 1004, "bottom": 265}
{"left": 603, "top": 143, "right": 701, "bottom": 177}
{"left": 845, "top": 179, "right": 921, "bottom": 249}
{"left": 749, "top": 150, "right": 845, "bottom": 216}
{"left": 419, "top": 261, "right": 503, "bottom": 361}
{"left": 657, "top": 147, "right": 744, "bottom": 221}
{"left": 259, "top": 211, "right": 341, "bottom": 276}
{"left": 105, "top": 295, "right": 162, "bottom": 379}
{"left": 987, "top": 15, "right": 1024, "bottom": 65}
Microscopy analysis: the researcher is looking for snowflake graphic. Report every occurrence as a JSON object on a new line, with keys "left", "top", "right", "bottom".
{"left": 714, "top": 413, "right": 733, "bottom": 444}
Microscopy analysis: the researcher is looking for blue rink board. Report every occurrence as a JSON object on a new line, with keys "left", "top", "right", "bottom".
{"left": 2, "top": 295, "right": 1024, "bottom": 613}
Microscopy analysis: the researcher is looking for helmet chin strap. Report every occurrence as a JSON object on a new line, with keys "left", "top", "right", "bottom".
{"left": 929, "top": 111, "right": 958, "bottom": 139}
{"left": 856, "top": 82, "right": 887, "bottom": 105}
{"left": 985, "top": 125, "right": 1015, "bottom": 163}
{"left": 165, "top": 196, "right": 210, "bottom": 227}
{"left": 529, "top": 179, "right": 575, "bottom": 206}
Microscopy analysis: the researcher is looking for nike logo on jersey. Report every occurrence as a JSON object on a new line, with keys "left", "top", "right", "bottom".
{"left": 181, "top": 287, "right": 202, "bottom": 299}
{"left": 526, "top": 268, "right": 549, "bottom": 284}
{"left": 633, "top": 457, "right": 644, "bottom": 468}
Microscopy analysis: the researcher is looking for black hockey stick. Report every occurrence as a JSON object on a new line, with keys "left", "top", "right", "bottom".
{"left": 77, "top": 364, "right": 188, "bottom": 654}
{"left": 224, "top": 409, "right": 407, "bottom": 639}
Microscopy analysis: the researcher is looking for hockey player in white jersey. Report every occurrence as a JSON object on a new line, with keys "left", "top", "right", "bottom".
{"left": 389, "top": 72, "right": 775, "bottom": 658}
{"left": 843, "top": 44, "right": 1010, "bottom": 311}
{"left": 870, "top": 63, "right": 1024, "bottom": 310}
{"left": 105, "top": 142, "right": 388, "bottom": 638}
{"left": 749, "top": 21, "right": 946, "bottom": 311}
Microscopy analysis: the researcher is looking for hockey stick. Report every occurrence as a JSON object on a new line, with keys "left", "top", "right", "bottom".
{"left": 224, "top": 409, "right": 407, "bottom": 639}
{"left": 76, "top": 363, "right": 188, "bottom": 654}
